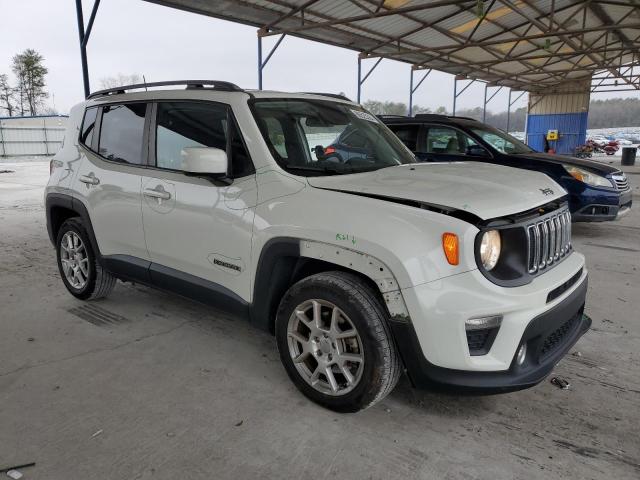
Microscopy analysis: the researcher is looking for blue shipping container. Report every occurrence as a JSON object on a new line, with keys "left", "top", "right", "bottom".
{"left": 526, "top": 112, "right": 588, "bottom": 155}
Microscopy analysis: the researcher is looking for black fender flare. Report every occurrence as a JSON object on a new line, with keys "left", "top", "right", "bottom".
{"left": 46, "top": 193, "right": 104, "bottom": 266}
{"left": 249, "top": 237, "right": 301, "bottom": 332}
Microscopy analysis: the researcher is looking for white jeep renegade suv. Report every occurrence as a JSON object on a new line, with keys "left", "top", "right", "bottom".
{"left": 46, "top": 80, "right": 590, "bottom": 412}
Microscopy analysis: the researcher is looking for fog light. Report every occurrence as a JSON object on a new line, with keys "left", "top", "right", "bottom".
{"left": 465, "top": 315, "right": 502, "bottom": 331}
{"left": 516, "top": 343, "right": 527, "bottom": 365}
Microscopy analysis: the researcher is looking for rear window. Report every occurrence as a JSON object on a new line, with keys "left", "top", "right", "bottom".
{"left": 79, "top": 107, "right": 98, "bottom": 149}
{"left": 98, "top": 103, "right": 147, "bottom": 164}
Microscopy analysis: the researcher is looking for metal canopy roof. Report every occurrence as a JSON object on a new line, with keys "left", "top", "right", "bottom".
{"left": 143, "top": 0, "right": 640, "bottom": 93}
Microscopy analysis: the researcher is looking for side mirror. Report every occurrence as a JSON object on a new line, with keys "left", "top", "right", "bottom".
{"left": 466, "top": 145, "right": 490, "bottom": 157}
{"left": 181, "top": 147, "right": 228, "bottom": 176}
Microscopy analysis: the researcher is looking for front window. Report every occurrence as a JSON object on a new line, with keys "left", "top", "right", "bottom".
{"left": 154, "top": 101, "right": 254, "bottom": 177}
{"left": 252, "top": 99, "right": 416, "bottom": 175}
{"left": 471, "top": 126, "right": 533, "bottom": 154}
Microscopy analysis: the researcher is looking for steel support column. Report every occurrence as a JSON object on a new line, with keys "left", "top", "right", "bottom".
{"left": 357, "top": 55, "right": 382, "bottom": 104}
{"left": 506, "top": 89, "right": 512, "bottom": 133}
{"left": 452, "top": 77, "right": 475, "bottom": 116}
{"left": 506, "top": 89, "right": 526, "bottom": 132}
{"left": 257, "top": 31, "right": 286, "bottom": 90}
{"left": 75, "top": 0, "right": 101, "bottom": 98}
{"left": 408, "top": 67, "right": 431, "bottom": 116}
{"left": 482, "top": 84, "right": 503, "bottom": 122}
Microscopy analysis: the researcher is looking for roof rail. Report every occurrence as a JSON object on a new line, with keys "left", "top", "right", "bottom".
{"left": 454, "top": 116, "right": 480, "bottom": 122}
{"left": 87, "top": 80, "right": 243, "bottom": 99}
{"left": 413, "top": 113, "right": 479, "bottom": 122}
{"left": 300, "top": 92, "right": 352, "bottom": 102}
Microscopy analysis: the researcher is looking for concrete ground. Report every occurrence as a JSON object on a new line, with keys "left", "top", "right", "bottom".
{"left": 1, "top": 160, "right": 639, "bottom": 480}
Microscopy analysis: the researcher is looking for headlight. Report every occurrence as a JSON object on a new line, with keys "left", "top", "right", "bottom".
{"left": 563, "top": 165, "right": 613, "bottom": 188}
{"left": 480, "top": 230, "right": 501, "bottom": 271}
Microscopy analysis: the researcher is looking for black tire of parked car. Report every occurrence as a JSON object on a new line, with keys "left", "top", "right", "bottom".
{"left": 275, "top": 271, "right": 402, "bottom": 413}
{"left": 56, "top": 217, "right": 116, "bottom": 300}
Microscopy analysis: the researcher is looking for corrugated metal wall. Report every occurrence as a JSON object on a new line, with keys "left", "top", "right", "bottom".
{"left": 525, "top": 79, "right": 590, "bottom": 154}
{"left": 0, "top": 116, "right": 68, "bottom": 157}
{"left": 528, "top": 92, "right": 590, "bottom": 115}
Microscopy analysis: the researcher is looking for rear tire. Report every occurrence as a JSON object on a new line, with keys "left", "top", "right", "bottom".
{"left": 275, "top": 271, "right": 401, "bottom": 412}
{"left": 56, "top": 217, "right": 116, "bottom": 300}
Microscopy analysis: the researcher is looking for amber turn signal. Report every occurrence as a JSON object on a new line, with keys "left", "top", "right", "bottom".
{"left": 442, "top": 232, "right": 459, "bottom": 266}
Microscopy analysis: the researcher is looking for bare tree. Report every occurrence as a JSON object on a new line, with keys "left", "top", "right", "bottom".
{"left": 0, "top": 74, "right": 16, "bottom": 117}
{"left": 412, "top": 105, "right": 432, "bottom": 115}
{"left": 362, "top": 100, "right": 408, "bottom": 115}
{"left": 12, "top": 49, "right": 49, "bottom": 116}
{"left": 99, "top": 73, "right": 142, "bottom": 89}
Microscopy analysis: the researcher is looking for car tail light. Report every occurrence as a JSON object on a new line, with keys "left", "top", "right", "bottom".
{"left": 50, "top": 159, "right": 55, "bottom": 175}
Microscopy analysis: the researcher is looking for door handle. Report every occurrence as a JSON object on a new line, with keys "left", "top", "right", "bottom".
{"left": 79, "top": 173, "right": 100, "bottom": 185}
{"left": 143, "top": 187, "right": 172, "bottom": 200}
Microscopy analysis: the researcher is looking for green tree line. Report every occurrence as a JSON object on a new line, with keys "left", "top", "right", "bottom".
{"left": 587, "top": 98, "right": 640, "bottom": 129}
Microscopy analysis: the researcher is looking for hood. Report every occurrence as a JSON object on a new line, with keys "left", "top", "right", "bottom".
{"left": 307, "top": 162, "right": 566, "bottom": 220}
{"left": 515, "top": 152, "right": 621, "bottom": 175}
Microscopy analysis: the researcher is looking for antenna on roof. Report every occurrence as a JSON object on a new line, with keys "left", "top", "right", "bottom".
{"left": 142, "top": 75, "right": 148, "bottom": 92}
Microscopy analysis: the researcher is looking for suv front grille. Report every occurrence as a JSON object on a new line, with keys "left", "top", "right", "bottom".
{"left": 611, "top": 174, "right": 629, "bottom": 191}
{"left": 526, "top": 209, "right": 572, "bottom": 274}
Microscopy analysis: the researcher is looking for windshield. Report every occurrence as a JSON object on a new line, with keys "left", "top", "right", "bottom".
{"left": 471, "top": 126, "right": 534, "bottom": 154}
{"left": 252, "top": 99, "right": 416, "bottom": 175}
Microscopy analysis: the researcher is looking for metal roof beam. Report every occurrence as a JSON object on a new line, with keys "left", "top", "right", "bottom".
{"left": 586, "top": 2, "right": 639, "bottom": 89}
{"left": 263, "top": 0, "right": 320, "bottom": 30}
{"left": 382, "top": 23, "right": 640, "bottom": 56}
{"left": 500, "top": 0, "right": 594, "bottom": 75}
{"left": 361, "top": 2, "right": 479, "bottom": 56}
{"left": 465, "top": 45, "right": 638, "bottom": 68}
{"left": 264, "top": 0, "right": 473, "bottom": 35}
{"left": 373, "top": 0, "right": 545, "bottom": 84}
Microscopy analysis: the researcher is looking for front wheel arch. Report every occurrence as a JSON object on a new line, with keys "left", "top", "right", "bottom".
{"left": 249, "top": 238, "right": 409, "bottom": 334}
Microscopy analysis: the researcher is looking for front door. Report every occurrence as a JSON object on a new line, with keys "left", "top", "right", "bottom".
{"left": 141, "top": 101, "right": 257, "bottom": 302}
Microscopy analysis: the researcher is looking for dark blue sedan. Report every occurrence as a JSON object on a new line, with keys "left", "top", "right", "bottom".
{"left": 380, "top": 114, "right": 632, "bottom": 222}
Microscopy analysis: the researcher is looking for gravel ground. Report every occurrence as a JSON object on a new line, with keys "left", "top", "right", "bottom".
{"left": 0, "top": 160, "right": 638, "bottom": 480}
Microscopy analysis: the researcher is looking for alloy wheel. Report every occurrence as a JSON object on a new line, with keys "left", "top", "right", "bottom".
{"left": 287, "top": 299, "right": 364, "bottom": 396}
{"left": 60, "top": 231, "right": 89, "bottom": 290}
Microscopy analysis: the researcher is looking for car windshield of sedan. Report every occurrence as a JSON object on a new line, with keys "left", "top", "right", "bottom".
{"left": 471, "top": 126, "right": 534, "bottom": 155}
{"left": 252, "top": 99, "right": 416, "bottom": 176}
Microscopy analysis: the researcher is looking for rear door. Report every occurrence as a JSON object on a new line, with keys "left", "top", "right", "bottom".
{"left": 421, "top": 124, "right": 483, "bottom": 163}
{"left": 140, "top": 101, "right": 257, "bottom": 302}
{"left": 73, "top": 102, "right": 150, "bottom": 264}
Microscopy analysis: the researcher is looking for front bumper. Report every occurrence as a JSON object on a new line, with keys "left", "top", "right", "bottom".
{"left": 571, "top": 188, "right": 632, "bottom": 222}
{"left": 392, "top": 253, "right": 589, "bottom": 392}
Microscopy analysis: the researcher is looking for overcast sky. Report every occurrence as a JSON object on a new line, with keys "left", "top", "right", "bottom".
{"left": 0, "top": 0, "right": 636, "bottom": 115}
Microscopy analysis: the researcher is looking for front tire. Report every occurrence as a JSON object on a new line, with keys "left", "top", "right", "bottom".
{"left": 275, "top": 271, "right": 401, "bottom": 412}
{"left": 56, "top": 218, "right": 116, "bottom": 300}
